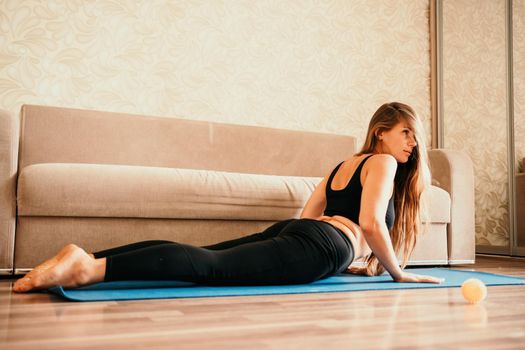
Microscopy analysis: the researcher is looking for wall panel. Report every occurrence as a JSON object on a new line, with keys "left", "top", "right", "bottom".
{"left": 442, "top": 0, "right": 509, "bottom": 246}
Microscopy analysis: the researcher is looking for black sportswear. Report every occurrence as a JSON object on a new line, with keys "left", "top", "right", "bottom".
{"left": 324, "top": 155, "right": 395, "bottom": 231}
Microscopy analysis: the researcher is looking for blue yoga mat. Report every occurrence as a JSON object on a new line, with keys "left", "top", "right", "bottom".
{"left": 48, "top": 268, "right": 525, "bottom": 302}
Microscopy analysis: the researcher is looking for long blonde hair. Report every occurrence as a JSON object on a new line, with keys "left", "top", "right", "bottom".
{"left": 357, "top": 102, "right": 431, "bottom": 276}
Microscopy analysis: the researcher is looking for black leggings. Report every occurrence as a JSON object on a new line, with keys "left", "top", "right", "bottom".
{"left": 92, "top": 219, "right": 354, "bottom": 285}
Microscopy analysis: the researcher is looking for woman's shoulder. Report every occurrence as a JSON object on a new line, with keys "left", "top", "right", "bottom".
{"left": 337, "top": 153, "right": 397, "bottom": 176}
{"left": 353, "top": 153, "right": 397, "bottom": 165}
{"left": 361, "top": 153, "right": 397, "bottom": 172}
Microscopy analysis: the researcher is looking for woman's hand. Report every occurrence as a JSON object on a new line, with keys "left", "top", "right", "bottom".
{"left": 393, "top": 271, "right": 444, "bottom": 284}
{"left": 347, "top": 266, "right": 444, "bottom": 284}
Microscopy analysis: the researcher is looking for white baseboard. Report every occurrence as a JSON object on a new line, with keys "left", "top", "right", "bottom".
{"left": 0, "top": 268, "right": 13, "bottom": 275}
{"left": 448, "top": 259, "right": 475, "bottom": 265}
{"left": 14, "top": 268, "right": 32, "bottom": 275}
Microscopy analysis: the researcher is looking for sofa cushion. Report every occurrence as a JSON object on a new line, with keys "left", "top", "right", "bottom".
{"left": 18, "top": 163, "right": 450, "bottom": 223}
{"left": 18, "top": 163, "right": 320, "bottom": 221}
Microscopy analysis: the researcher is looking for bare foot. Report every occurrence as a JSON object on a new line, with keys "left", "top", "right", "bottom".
{"left": 12, "top": 246, "right": 72, "bottom": 290}
{"left": 13, "top": 244, "right": 105, "bottom": 293}
{"left": 20, "top": 243, "right": 90, "bottom": 279}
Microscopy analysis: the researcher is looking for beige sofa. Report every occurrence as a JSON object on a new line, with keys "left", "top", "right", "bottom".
{"left": 0, "top": 105, "right": 475, "bottom": 275}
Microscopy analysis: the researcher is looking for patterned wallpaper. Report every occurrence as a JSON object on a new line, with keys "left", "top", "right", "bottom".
{"left": 515, "top": 0, "right": 525, "bottom": 172}
{"left": 0, "top": 0, "right": 431, "bottom": 150}
{"left": 5, "top": 0, "right": 516, "bottom": 248}
{"left": 442, "top": 0, "right": 509, "bottom": 246}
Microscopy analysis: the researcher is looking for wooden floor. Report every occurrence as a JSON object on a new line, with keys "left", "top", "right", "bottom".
{"left": 1, "top": 255, "right": 525, "bottom": 349}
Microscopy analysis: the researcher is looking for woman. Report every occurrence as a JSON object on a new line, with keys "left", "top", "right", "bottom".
{"left": 13, "top": 102, "right": 443, "bottom": 293}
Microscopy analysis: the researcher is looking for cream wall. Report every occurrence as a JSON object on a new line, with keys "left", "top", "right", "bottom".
{"left": 0, "top": 0, "right": 431, "bottom": 151}
{"left": 3, "top": 0, "right": 524, "bottom": 250}
{"left": 442, "top": 0, "right": 509, "bottom": 246}
{"left": 3, "top": 0, "right": 515, "bottom": 248}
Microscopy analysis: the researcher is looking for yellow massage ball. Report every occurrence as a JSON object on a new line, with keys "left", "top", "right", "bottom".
{"left": 461, "top": 278, "right": 487, "bottom": 304}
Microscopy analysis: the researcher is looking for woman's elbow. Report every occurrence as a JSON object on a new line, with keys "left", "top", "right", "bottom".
{"left": 300, "top": 203, "right": 325, "bottom": 220}
{"left": 359, "top": 218, "right": 384, "bottom": 235}
{"left": 300, "top": 209, "right": 318, "bottom": 220}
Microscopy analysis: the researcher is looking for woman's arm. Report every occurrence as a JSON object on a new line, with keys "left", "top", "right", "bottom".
{"left": 358, "top": 155, "right": 403, "bottom": 279}
{"left": 359, "top": 155, "right": 443, "bottom": 283}
{"left": 300, "top": 177, "right": 328, "bottom": 219}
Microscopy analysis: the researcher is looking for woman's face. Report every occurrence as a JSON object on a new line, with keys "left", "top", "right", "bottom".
{"left": 377, "top": 122, "right": 417, "bottom": 163}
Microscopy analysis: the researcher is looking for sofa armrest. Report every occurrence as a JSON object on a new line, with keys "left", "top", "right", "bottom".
{"left": 0, "top": 109, "right": 19, "bottom": 274}
{"left": 428, "top": 149, "right": 475, "bottom": 264}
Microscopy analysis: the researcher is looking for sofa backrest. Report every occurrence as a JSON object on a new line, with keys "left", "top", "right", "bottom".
{"left": 18, "top": 105, "right": 357, "bottom": 177}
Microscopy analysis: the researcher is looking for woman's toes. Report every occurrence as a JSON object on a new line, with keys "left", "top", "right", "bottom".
{"left": 13, "top": 277, "right": 32, "bottom": 293}
{"left": 13, "top": 245, "right": 97, "bottom": 292}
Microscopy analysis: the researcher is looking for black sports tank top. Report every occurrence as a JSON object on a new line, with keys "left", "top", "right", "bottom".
{"left": 324, "top": 155, "right": 395, "bottom": 231}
